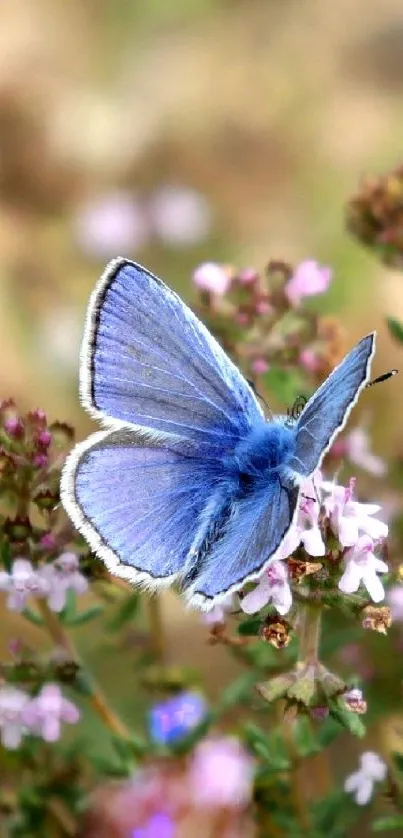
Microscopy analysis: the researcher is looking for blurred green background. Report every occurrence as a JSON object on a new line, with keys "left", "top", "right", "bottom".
{"left": 1, "top": 0, "right": 403, "bottom": 829}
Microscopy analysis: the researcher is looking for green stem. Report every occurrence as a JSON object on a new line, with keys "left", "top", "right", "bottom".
{"left": 147, "top": 595, "right": 165, "bottom": 664}
{"left": 298, "top": 602, "right": 322, "bottom": 665}
{"left": 37, "top": 599, "right": 130, "bottom": 739}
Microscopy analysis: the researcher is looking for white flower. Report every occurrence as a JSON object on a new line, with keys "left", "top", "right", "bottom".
{"left": 39, "top": 553, "right": 88, "bottom": 613}
{"left": 0, "top": 686, "right": 30, "bottom": 749}
{"left": 203, "top": 593, "right": 236, "bottom": 625}
{"left": 338, "top": 535, "right": 388, "bottom": 602}
{"left": 22, "top": 684, "right": 80, "bottom": 742}
{"left": 193, "top": 262, "right": 231, "bottom": 296}
{"left": 322, "top": 478, "right": 388, "bottom": 547}
{"left": 0, "top": 559, "right": 48, "bottom": 612}
{"left": 387, "top": 585, "right": 403, "bottom": 622}
{"left": 345, "top": 428, "right": 386, "bottom": 478}
{"left": 298, "top": 497, "right": 326, "bottom": 556}
{"left": 241, "top": 561, "right": 292, "bottom": 616}
{"left": 345, "top": 751, "right": 387, "bottom": 805}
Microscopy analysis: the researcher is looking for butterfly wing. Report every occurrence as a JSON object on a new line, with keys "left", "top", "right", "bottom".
{"left": 186, "top": 475, "right": 300, "bottom": 606}
{"left": 81, "top": 258, "right": 263, "bottom": 452}
{"left": 289, "top": 333, "right": 376, "bottom": 478}
{"left": 61, "top": 428, "right": 228, "bottom": 587}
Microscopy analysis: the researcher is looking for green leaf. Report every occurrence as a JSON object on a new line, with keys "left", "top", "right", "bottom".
{"left": 107, "top": 592, "right": 140, "bottom": 630}
{"left": 218, "top": 672, "right": 257, "bottom": 709}
{"left": 58, "top": 588, "right": 77, "bottom": 624}
{"left": 0, "top": 539, "right": 11, "bottom": 572}
{"left": 67, "top": 605, "right": 104, "bottom": 626}
{"left": 316, "top": 717, "right": 341, "bottom": 748}
{"left": 391, "top": 751, "right": 403, "bottom": 774}
{"left": 387, "top": 317, "right": 403, "bottom": 344}
{"left": 22, "top": 607, "right": 43, "bottom": 626}
{"left": 262, "top": 366, "right": 306, "bottom": 407}
{"left": 294, "top": 717, "right": 319, "bottom": 756}
{"left": 328, "top": 698, "right": 366, "bottom": 738}
{"left": 372, "top": 815, "right": 403, "bottom": 832}
{"left": 237, "top": 617, "right": 262, "bottom": 636}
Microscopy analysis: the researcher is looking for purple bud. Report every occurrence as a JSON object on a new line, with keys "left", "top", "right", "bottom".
{"left": 33, "top": 453, "right": 48, "bottom": 469}
{"left": 4, "top": 418, "right": 24, "bottom": 439}
{"left": 36, "top": 430, "right": 52, "bottom": 448}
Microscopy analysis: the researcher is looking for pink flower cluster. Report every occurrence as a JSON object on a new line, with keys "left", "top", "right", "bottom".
{"left": 0, "top": 683, "right": 80, "bottom": 750}
{"left": 0, "top": 552, "right": 88, "bottom": 613}
{"left": 224, "top": 471, "right": 389, "bottom": 618}
{"left": 193, "top": 258, "right": 333, "bottom": 303}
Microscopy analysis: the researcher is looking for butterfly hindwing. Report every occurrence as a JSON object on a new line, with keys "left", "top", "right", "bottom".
{"left": 289, "top": 333, "right": 375, "bottom": 477}
{"left": 61, "top": 428, "right": 229, "bottom": 587}
{"left": 81, "top": 258, "right": 263, "bottom": 451}
{"left": 187, "top": 475, "right": 300, "bottom": 605}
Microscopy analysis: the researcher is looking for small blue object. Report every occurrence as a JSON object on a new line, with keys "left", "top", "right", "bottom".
{"left": 132, "top": 812, "right": 174, "bottom": 838}
{"left": 149, "top": 691, "right": 207, "bottom": 746}
{"left": 61, "top": 258, "right": 376, "bottom": 609}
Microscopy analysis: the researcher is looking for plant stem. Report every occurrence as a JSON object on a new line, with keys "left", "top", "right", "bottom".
{"left": 147, "top": 595, "right": 165, "bottom": 664}
{"left": 298, "top": 602, "right": 322, "bottom": 665}
{"left": 279, "top": 705, "right": 311, "bottom": 835}
{"left": 37, "top": 599, "right": 130, "bottom": 739}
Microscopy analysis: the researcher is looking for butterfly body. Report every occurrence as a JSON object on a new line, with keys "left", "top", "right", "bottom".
{"left": 61, "top": 258, "right": 376, "bottom": 609}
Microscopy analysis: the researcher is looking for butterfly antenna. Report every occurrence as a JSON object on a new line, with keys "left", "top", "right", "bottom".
{"left": 366, "top": 369, "right": 398, "bottom": 388}
{"left": 247, "top": 378, "right": 273, "bottom": 417}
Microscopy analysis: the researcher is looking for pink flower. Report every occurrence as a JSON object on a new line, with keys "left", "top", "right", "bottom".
{"left": 322, "top": 478, "right": 388, "bottom": 547}
{"left": 193, "top": 262, "right": 231, "bottom": 296}
{"left": 251, "top": 358, "right": 269, "bottom": 374}
{"left": 387, "top": 585, "right": 403, "bottom": 621}
{"left": 0, "top": 686, "right": 30, "bottom": 749}
{"left": 148, "top": 186, "right": 211, "bottom": 246}
{"left": 22, "top": 684, "right": 80, "bottom": 742}
{"left": 344, "top": 428, "right": 386, "bottom": 477}
{"left": 189, "top": 737, "right": 254, "bottom": 808}
{"left": 241, "top": 560, "right": 292, "bottom": 615}
{"left": 39, "top": 552, "right": 88, "bottom": 612}
{"left": 285, "top": 260, "right": 332, "bottom": 306}
{"left": 73, "top": 190, "right": 149, "bottom": 258}
{"left": 338, "top": 535, "right": 388, "bottom": 602}
{"left": 0, "top": 559, "right": 48, "bottom": 612}
{"left": 299, "top": 348, "right": 321, "bottom": 374}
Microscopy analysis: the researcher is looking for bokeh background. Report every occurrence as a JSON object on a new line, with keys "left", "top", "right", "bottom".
{"left": 1, "top": 1, "right": 403, "bottom": 833}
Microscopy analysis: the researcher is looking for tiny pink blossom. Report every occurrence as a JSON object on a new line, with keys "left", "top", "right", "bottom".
{"left": 344, "top": 428, "right": 386, "bottom": 477}
{"left": 251, "top": 358, "right": 269, "bottom": 374}
{"left": 33, "top": 453, "right": 48, "bottom": 469}
{"left": 299, "top": 348, "right": 321, "bottom": 374}
{"left": 73, "top": 191, "right": 149, "bottom": 258}
{"left": 237, "top": 268, "right": 258, "bottom": 285}
{"left": 39, "top": 532, "right": 57, "bottom": 550}
{"left": 338, "top": 535, "right": 388, "bottom": 602}
{"left": 255, "top": 300, "right": 272, "bottom": 316}
{"left": 241, "top": 560, "right": 292, "bottom": 615}
{"left": 0, "top": 686, "right": 30, "bottom": 749}
{"left": 193, "top": 262, "right": 231, "bottom": 296}
{"left": 37, "top": 429, "right": 52, "bottom": 448}
{"left": 22, "top": 684, "right": 80, "bottom": 742}
{"left": 387, "top": 585, "right": 403, "bottom": 622}
{"left": 285, "top": 260, "right": 332, "bottom": 307}
{"left": 0, "top": 559, "right": 48, "bottom": 612}
{"left": 148, "top": 186, "right": 211, "bottom": 246}
{"left": 189, "top": 737, "right": 254, "bottom": 808}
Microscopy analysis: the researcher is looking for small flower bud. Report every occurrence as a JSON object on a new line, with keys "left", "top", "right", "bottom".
{"left": 310, "top": 705, "right": 329, "bottom": 721}
{"left": 32, "top": 453, "right": 48, "bottom": 469}
{"left": 260, "top": 616, "right": 292, "bottom": 648}
{"left": 35, "top": 430, "right": 52, "bottom": 449}
{"left": 287, "top": 558, "right": 323, "bottom": 583}
{"left": 33, "top": 490, "right": 59, "bottom": 512}
{"left": 362, "top": 604, "right": 392, "bottom": 634}
{"left": 3, "top": 517, "right": 32, "bottom": 543}
{"left": 343, "top": 687, "right": 367, "bottom": 715}
{"left": 4, "top": 417, "right": 25, "bottom": 439}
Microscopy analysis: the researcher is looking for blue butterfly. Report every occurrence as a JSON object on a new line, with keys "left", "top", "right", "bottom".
{"left": 61, "top": 258, "right": 376, "bottom": 609}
